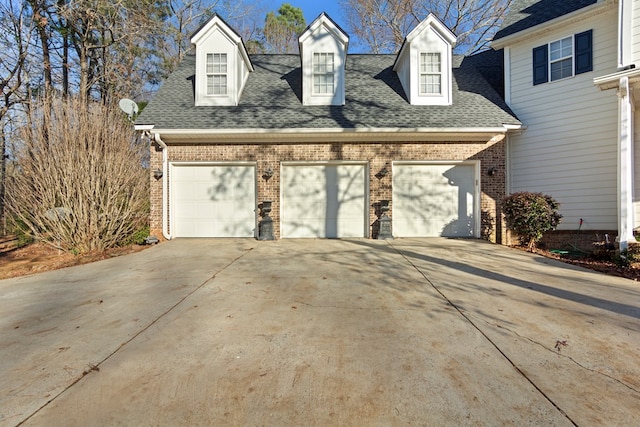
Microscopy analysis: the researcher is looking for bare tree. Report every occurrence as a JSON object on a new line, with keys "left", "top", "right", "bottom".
{"left": 341, "top": 0, "right": 513, "bottom": 54}
{"left": 6, "top": 96, "right": 148, "bottom": 253}
{"left": 1, "top": 0, "right": 37, "bottom": 233}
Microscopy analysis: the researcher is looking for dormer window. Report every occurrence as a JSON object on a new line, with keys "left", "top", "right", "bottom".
{"left": 392, "top": 14, "right": 456, "bottom": 106}
{"left": 420, "top": 52, "right": 441, "bottom": 95}
{"left": 298, "top": 13, "right": 349, "bottom": 106}
{"left": 313, "top": 53, "right": 335, "bottom": 94}
{"left": 190, "top": 14, "right": 253, "bottom": 106}
{"left": 206, "top": 53, "right": 228, "bottom": 95}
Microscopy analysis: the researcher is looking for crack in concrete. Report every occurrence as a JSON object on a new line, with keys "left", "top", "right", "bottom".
{"left": 389, "top": 242, "right": 579, "bottom": 427}
{"left": 17, "top": 247, "right": 254, "bottom": 427}
{"left": 470, "top": 315, "right": 640, "bottom": 394}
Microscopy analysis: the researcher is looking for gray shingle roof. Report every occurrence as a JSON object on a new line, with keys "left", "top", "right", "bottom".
{"left": 136, "top": 52, "right": 519, "bottom": 131}
{"left": 494, "top": 0, "right": 597, "bottom": 40}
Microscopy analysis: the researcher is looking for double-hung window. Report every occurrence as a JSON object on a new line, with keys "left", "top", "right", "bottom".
{"left": 206, "top": 53, "right": 227, "bottom": 95}
{"left": 419, "top": 52, "right": 441, "bottom": 95}
{"left": 313, "top": 52, "right": 334, "bottom": 94}
{"left": 549, "top": 37, "right": 573, "bottom": 81}
{"left": 533, "top": 30, "right": 592, "bottom": 85}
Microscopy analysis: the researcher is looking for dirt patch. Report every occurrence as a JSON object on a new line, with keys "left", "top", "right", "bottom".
{"left": 524, "top": 247, "right": 640, "bottom": 282}
{"left": 0, "top": 237, "right": 149, "bottom": 280}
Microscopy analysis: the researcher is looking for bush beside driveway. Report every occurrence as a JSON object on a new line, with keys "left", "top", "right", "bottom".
{"left": 1, "top": 238, "right": 638, "bottom": 426}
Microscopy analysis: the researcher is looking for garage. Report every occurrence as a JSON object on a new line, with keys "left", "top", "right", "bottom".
{"left": 170, "top": 163, "right": 256, "bottom": 237}
{"left": 393, "top": 162, "right": 479, "bottom": 237}
{"left": 281, "top": 163, "right": 368, "bottom": 238}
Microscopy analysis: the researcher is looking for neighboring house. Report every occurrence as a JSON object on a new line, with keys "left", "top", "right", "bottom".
{"left": 135, "top": 13, "right": 521, "bottom": 241}
{"left": 492, "top": 0, "right": 640, "bottom": 249}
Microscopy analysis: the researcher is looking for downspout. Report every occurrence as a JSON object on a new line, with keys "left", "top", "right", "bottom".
{"left": 618, "top": 76, "right": 634, "bottom": 250}
{"left": 153, "top": 133, "right": 171, "bottom": 240}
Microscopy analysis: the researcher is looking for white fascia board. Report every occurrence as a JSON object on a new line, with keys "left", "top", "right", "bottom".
{"left": 490, "top": 0, "right": 611, "bottom": 49}
{"left": 299, "top": 14, "right": 349, "bottom": 45}
{"left": 191, "top": 16, "right": 240, "bottom": 46}
{"left": 594, "top": 68, "right": 640, "bottom": 90}
{"left": 134, "top": 124, "right": 155, "bottom": 131}
{"left": 190, "top": 17, "right": 253, "bottom": 73}
{"left": 406, "top": 13, "right": 457, "bottom": 45}
{"left": 149, "top": 127, "right": 511, "bottom": 144}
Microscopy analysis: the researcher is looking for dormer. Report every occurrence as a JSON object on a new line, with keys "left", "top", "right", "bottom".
{"left": 190, "top": 14, "right": 253, "bottom": 106}
{"left": 298, "top": 13, "right": 349, "bottom": 106}
{"left": 393, "top": 14, "right": 456, "bottom": 106}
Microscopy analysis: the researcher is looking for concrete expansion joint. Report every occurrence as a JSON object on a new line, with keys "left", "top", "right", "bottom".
{"left": 18, "top": 246, "right": 254, "bottom": 426}
{"left": 391, "top": 245, "right": 579, "bottom": 425}
{"left": 478, "top": 317, "right": 640, "bottom": 394}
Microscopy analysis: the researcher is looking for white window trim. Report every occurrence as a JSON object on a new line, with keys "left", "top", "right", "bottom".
{"left": 312, "top": 52, "right": 335, "bottom": 96}
{"left": 419, "top": 52, "right": 442, "bottom": 96}
{"left": 548, "top": 35, "right": 574, "bottom": 82}
{"left": 206, "top": 53, "right": 228, "bottom": 96}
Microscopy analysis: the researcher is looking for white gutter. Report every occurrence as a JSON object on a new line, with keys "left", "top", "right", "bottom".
{"left": 153, "top": 133, "right": 171, "bottom": 240}
{"left": 146, "top": 125, "right": 522, "bottom": 144}
{"left": 594, "top": 67, "right": 640, "bottom": 90}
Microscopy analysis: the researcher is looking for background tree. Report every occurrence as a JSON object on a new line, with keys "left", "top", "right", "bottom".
{"left": 6, "top": 96, "right": 149, "bottom": 253}
{"left": 1, "top": 0, "right": 36, "bottom": 234}
{"left": 340, "top": 0, "right": 513, "bottom": 54}
{"left": 263, "top": 3, "right": 306, "bottom": 54}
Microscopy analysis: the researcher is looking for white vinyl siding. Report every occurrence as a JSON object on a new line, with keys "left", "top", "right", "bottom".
{"left": 633, "top": 0, "right": 640, "bottom": 64}
{"left": 506, "top": 10, "right": 619, "bottom": 231}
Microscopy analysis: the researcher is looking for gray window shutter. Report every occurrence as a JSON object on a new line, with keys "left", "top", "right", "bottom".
{"left": 575, "top": 30, "right": 593, "bottom": 75}
{"left": 533, "top": 45, "right": 548, "bottom": 85}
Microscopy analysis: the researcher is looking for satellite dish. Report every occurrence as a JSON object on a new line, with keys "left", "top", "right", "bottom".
{"left": 119, "top": 98, "right": 139, "bottom": 119}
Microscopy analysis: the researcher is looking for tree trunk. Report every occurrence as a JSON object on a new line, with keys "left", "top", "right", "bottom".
{"left": 29, "top": 0, "right": 53, "bottom": 95}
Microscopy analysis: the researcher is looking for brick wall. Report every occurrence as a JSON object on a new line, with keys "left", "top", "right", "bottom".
{"left": 149, "top": 139, "right": 506, "bottom": 243}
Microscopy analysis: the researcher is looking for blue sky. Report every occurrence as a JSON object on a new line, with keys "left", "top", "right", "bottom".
{"left": 264, "top": 0, "right": 345, "bottom": 25}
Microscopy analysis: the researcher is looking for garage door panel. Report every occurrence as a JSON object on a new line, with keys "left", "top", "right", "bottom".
{"left": 171, "top": 164, "right": 256, "bottom": 238}
{"left": 393, "top": 164, "right": 476, "bottom": 238}
{"left": 282, "top": 164, "right": 367, "bottom": 238}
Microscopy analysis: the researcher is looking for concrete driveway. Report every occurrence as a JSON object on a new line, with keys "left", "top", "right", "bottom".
{"left": 1, "top": 238, "right": 639, "bottom": 426}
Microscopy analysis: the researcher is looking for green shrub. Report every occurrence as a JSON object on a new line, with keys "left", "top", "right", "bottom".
{"left": 503, "top": 192, "right": 562, "bottom": 251}
{"left": 614, "top": 248, "right": 635, "bottom": 268}
{"left": 121, "top": 224, "right": 150, "bottom": 246}
{"left": 8, "top": 217, "right": 35, "bottom": 247}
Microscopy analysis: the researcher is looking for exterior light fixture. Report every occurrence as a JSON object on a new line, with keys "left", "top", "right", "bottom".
{"left": 487, "top": 167, "right": 497, "bottom": 176}
{"left": 263, "top": 167, "right": 274, "bottom": 180}
{"left": 376, "top": 164, "right": 390, "bottom": 179}
{"left": 153, "top": 168, "right": 163, "bottom": 179}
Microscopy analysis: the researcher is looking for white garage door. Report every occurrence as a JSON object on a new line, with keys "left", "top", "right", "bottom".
{"left": 281, "top": 163, "right": 367, "bottom": 238}
{"left": 393, "top": 163, "right": 478, "bottom": 237}
{"left": 171, "top": 163, "right": 256, "bottom": 237}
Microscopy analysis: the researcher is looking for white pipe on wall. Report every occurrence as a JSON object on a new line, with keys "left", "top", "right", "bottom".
{"left": 153, "top": 133, "right": 171, "bottom": 240}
